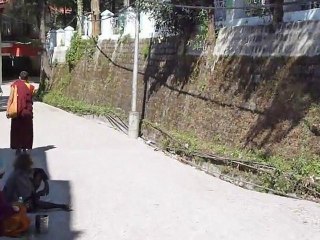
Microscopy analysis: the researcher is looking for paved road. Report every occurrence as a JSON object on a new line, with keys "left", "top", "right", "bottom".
{"left": 0, "top": 82, "right": 320, "bottom": 240}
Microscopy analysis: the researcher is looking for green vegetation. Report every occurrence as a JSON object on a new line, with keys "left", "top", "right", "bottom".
{"left": 187, "top": 10, "right": 209, "bottom": 50}
{"left": 305, "top": 103, "right": 320, "bottom": 131}
{"left": 119, "top": 34, "right": 131, "bottom": 44}
{"left": 66, "top": 35, "right": 97, "bottom": 69}
{"left": 143, "top": 121, "right": 320, "bottom": 199}
{"left": 39, "top": 69, "right": 124, "bottom": 118}
{"left": 43, "top": 91, "right": 125, "bottom": 118}
{"left": 141, "top": 42, "right": 150, "bottom": 60}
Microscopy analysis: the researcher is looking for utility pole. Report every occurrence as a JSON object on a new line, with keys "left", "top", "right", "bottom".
{"left": 128, "top": 1, "right": 140, "bottom": 139}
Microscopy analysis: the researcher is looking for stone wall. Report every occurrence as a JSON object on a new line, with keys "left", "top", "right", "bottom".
{"left": 52, "top": 21, "right": 320, "bottom": 159}
{"left": 215, "top": 21, "right": 320, "bottom": 57}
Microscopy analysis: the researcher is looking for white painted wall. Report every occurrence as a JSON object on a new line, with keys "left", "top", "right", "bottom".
{"left": 83, "top": 15, "right": 90, "bottom": 38}
{"left": 52, "top": 46, "right": 68, "bottom": 63}
{"left": 100, "top": 9, "right": 114, "bottom": 39}
{"left": 123, "top": 7, "right": 136, "bottom": 37}
{"left": 214, "top": 21, "right": 320, "bottom": 57}
{"left": 226, "top": 0, "right": 246, "bottom": 22}
{"left": 56, "top": 28, "right": 65, "bottom": 47}
{"left": 48, "top": 30, "right": 57, "bottom": 51}
{"left": 64, "top": 26, "right": 75, "bottom": 47}
{"left": 99, "top": 7, "right": 157, "bottom": 40}
{"left": 88, "top": 15, "right": 93, "bottom": 37}
{"left": 226, "top": 8, "right": 320, "bottom": 27}
{"left": 284, "top": 8, "right": 320, "bottom": 22}
{"left": 140, "top": 11, "right": 156, "bottom": 39}
{"left": 224, "top": 0, "right": 320, "bottom": 27}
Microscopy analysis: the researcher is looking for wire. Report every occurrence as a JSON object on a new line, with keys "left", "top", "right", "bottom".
{"left": 80, "top": 3, "right": 135, "bottom": 22}
{"left": 142, "top": 0, "right": 320, "bottom": 11}
{"left": 80, "top": 0, "right": 320, "bottom": 22}
{"left": 65, "top": 14, "right": 77, "bottom": 27}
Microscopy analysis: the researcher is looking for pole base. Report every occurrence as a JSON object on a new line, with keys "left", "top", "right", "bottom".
{"left": 128, "top": 111, "right": 140, "bottom": 139}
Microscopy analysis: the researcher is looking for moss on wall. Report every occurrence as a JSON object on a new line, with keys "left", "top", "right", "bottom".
{"left": 49, "top": 38, "right": 320, "bottom": 163}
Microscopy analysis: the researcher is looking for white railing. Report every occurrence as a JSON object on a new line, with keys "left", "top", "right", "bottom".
{"left": 47, "top": 26, "right": 76, "bottom": 64}
{"left": 223, "top": 1, "right": 320, "bottom": 27}
{"left": 48, "top": 4, "right": 320, "bottom": 63}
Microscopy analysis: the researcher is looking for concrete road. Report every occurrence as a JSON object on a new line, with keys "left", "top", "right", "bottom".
{"left": 0, "top": 82, "right": 320, "bottom": 240}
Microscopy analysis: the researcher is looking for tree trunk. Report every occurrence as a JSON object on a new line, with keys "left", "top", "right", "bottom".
{"left": 77, "top": 0, "right": 83, "bottom": 36}
{"left": 111, "top": 0, "right": 116, "bottom": 13}
{"left": 91, "top": 0, "right": 100, "bottom": 37}
{"left": 38, "top": 0, "right": 51, "bottom": 93}
{"left": 270, "top": 0, "right": 284, "bottom": 24}
{"left": 123, "top": 0, "right": 130, "bottom": 7}
{"left": 63, "top": 6, "right": 67, "bottom": 26}
{"left": 207, "top": 1, "right": 216, "bottom": 46}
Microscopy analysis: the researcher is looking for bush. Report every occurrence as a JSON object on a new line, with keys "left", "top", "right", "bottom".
{"left": 66, "top": 35, "right": 96, "bottom": 69}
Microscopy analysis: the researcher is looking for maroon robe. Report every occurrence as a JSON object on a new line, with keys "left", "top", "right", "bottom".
{"left": 0, "top": 191, "right": 14, "bottom": 236}
{"left": 10, "top": 80, "right": 34, "bottom": 150}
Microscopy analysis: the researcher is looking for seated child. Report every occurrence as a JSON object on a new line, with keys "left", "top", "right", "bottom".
{"left": 3, "top": 154, "right": 71, "bottom": 212}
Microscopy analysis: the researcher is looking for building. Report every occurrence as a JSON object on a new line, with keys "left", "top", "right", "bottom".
{"left": 214, "top": 0, "right": 320, "bottom": 27}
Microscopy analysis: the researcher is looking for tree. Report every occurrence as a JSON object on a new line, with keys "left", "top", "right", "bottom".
{"left": 38, "top": 0, "right": 51, "bottom": 89}
{"left": 77, "top": 0, "right": 83, "bottom": 35}
{"left": 203, "top": 0, "right": 216, "bottom": 46}
{"left": 91, "top": 0, "right": 100, "bottom": 37}
{"left": 123, "top": 0, "right": 130, "bottom": 7}
{"left": 269, "top": 0, "right": 284, "bottom": 24}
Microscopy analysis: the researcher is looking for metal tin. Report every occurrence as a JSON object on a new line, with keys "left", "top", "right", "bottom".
{"left": 35, "top": 215, "right": 49, "bottom": 233}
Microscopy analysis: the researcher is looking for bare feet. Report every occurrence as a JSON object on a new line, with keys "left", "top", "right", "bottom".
{"left": 62, "top": 204, "right": 73, "bottom": 212}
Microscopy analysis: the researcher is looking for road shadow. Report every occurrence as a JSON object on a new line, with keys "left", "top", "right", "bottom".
{"left": 0, "top": 145, "right": 82, "bottom": 239}
{"left": 211, "top": 22, "right": 320, "bottom": 152}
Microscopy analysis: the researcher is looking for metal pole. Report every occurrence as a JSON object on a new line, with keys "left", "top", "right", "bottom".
{"left": 128, "top": 2, "right": 140, "bottom": 139}
{"left": 132, "top": 11, "right": 139, "bottom": 112}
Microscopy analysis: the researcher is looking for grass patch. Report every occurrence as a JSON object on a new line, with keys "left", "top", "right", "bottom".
{"left": 143, "top": 121, "right": 320, "bottom": 199}
{"left": 42, "top": 91, "right": 125, "bottom": 118}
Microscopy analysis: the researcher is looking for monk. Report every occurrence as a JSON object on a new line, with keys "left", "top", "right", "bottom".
{"left": 7, "top": 71, "right": 36, "bottom": 155}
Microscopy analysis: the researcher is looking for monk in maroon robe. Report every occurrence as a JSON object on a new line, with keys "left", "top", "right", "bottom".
{"left": 7, "top": 71, "right": 35, "bottom": 155}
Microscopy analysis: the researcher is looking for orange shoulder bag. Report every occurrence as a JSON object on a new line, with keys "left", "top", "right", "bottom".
{"left": 7, "top": 86, "right": 18, "bottom": 119}
{"left": 2, "top": 205, "right": 31, "bottom": 237}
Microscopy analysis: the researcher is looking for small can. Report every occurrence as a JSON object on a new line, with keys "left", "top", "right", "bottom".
{"left": 35, "top": 215, "right": 49, "bottom": 233}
